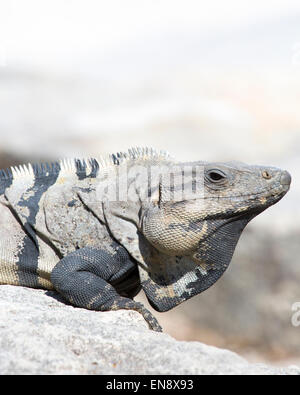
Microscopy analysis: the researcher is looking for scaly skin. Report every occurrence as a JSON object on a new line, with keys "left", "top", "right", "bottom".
{"left": 0, "top": 148, "right": 291, "bottom": 330}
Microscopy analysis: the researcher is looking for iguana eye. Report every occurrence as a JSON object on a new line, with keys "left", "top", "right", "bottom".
{"left": 206, "top": 169, "right": 226, "bottom": 183}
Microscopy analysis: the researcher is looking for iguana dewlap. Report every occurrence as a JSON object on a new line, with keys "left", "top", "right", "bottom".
{"left": 0, "top": 148, "right": 291, "bottom": 331}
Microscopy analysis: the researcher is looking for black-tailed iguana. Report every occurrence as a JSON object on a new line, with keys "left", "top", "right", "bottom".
{"left": 0, "top": 147, "right": 291, "bottom": 331}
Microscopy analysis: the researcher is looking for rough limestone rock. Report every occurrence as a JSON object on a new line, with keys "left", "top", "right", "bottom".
{"left": 0, "top": 285, "right": 299, "bottom": 375}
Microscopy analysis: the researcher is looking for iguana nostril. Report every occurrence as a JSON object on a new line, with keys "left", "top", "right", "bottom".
{"left": 280, "top": 170, "right": 291, "bottom": 186}
{"left": 262, "top": 170, "right": 272, "bottom": 179}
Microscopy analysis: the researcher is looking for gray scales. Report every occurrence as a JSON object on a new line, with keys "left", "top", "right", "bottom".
{"left": 0, "top": 147, "right": 291, "bottom": 331}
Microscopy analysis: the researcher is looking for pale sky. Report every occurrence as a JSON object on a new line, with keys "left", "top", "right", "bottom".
{"left": 0, "top": 0, "right": 300, "bottom": 73}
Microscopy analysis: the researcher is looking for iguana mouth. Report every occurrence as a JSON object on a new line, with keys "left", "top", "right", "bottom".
{"left": 205, "top": 185, "right": 289, "bottom": 201}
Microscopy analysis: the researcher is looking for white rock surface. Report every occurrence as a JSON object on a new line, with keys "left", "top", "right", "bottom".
{"left": 0, "top": 285, "right": 299, "bottom": 375}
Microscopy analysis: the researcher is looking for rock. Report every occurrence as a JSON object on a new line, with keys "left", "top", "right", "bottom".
{"left": 0, "top": 285, "right": 298, "bottom": 375}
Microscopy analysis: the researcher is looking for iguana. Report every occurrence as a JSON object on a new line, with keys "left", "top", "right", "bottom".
{"left": 0, "top": 147, "right": 291, "bottom": 331}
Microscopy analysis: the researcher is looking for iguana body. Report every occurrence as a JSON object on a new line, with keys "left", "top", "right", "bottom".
{"left": 0, "top": 148, "right": 291, "bottom": 331}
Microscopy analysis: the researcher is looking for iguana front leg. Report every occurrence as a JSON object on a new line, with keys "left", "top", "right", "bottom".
{"left": 50, "top": 246, "right": 162, "bottom": 332}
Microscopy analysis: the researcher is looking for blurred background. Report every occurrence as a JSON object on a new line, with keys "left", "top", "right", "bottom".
{"left": 0, "top": 0, "right": 299, "bottom": 364}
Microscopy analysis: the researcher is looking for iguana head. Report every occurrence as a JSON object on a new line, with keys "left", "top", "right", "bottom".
{"left": 142, "top": 161, "right": 291, "bottom": 254}
{"left": 139, "top": 160, "right": 291, "bottom": 311}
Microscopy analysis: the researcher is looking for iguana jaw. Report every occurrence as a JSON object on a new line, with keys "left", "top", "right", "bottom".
{"left": 203, "top": 182, "right": 291, "bottom": 221}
